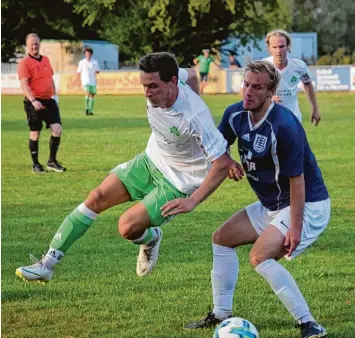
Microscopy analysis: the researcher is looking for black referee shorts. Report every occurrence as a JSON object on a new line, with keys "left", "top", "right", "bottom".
{"left": 24, "top": 98, "right": 62, "bottom": 131}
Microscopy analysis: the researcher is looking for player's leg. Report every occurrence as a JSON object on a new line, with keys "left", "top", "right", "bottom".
{"left": 88, "top": 86, "right": 96, "bottom": 115}
{"left": 15, "top": 173, "right": 131, "bottom": 282}
{"left": 29, "top": 130, "right": 46, "bottom": 173}
{"left": 45, "top": 99, "right": 66, "bottom": 172}
{"left": 87, "top": 86, "right": 96, "bottom": 115}
{"left": 25, "top": 98, "right": 46, "bottom": 173}
{"left": 84, "top": 86, "right": 90, "bottom": 115}
{"left": 185, "top": 204, "right": 262, "bottom": 329}
{"left": 199, "top": 73, "right": 208, "bottom": 94}
{"left": 251, "top": 201, "right": 330, "bottom": 337}
{"left": 121, "top": 159, "right": 188, "bottom": 276}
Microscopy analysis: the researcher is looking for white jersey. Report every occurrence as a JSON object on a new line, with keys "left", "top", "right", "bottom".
{"left": 145, "top": 70, "right": 227, "bottom": 194}
{"left": 264, "top": 56, "right": 311, "bottom": 121}
{"left": 77, "top": 58, "right": 100, "bottom": 86}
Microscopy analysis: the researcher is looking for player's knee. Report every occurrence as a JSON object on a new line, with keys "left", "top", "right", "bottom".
{"left": 212, "top": 226, "right": 228, "bottom": 246}
{"left": 85, "top": 188, "right": 104, "bottom": 213}
{"left": 117, "top": 215, "right": 135, "bottom": 240}
{"left": 249, "top": 249, "right": 266, "bottom": 268}
{"left": 51, "top": 124, "right": 62, "bottom": 137}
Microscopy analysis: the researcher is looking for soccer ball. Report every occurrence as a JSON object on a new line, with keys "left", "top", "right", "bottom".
{"left": 213, "top": 317, "right": 259, "bottom": 338}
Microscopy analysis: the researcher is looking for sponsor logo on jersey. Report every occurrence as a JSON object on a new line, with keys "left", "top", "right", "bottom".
{"left": 253, "top": 134, "right": 268, "bottom": 153}
{"left": 169, "top": 126, "right": 180, "bottom": 137}
{"left": 242, "top": 133, "right": 250, "bottom": 141}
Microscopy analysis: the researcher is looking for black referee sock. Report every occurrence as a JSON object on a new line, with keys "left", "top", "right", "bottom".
{"left": 49, "top": 136, "right": 61, "bottom": 162}
{"left": 29, "top": 139, "right": 39, "bottom": 165}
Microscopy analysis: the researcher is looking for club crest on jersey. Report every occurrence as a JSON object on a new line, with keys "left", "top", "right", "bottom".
{"left": 169, "top": 126, "right": 180, "bottom": 137}
{"left": 253, "top": 134, "right": 268, "bottom": 153}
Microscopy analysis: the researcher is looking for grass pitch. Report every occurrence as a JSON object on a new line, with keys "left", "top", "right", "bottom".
{"left": 2, "top": 93, "right": 355, "bottom": 337}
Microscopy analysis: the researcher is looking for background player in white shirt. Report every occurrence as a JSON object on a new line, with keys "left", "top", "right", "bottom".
{"left": 16, "top": 52, "right": 244, "bottom": 283}
{"left": 265, "top": 29, "right": 321, "bottom": 124}
{"left": 77, "top": 46, "right": 100, "bottom": 115}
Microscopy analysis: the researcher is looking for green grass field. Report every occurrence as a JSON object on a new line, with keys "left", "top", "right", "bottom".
{"left": 2, "top": 93, "right": 355, "bottom": 338}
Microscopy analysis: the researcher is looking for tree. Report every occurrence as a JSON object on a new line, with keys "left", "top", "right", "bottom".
{"left": 289, "top": 0, "right": 355, "bottom": 57}
{"left": 2, "top": 0, "right": 290, "bottom": 65}
{"left": 1, "top": 0, "right": 99, "bottom": 62}
{"left": 66, "top": 0, "right": 290, "bottom": 65}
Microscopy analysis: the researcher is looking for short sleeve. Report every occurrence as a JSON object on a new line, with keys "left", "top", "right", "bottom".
{"left": 300, "top": 61, "right": 311, "bottom": 84}
{"left": 277, "top": 124, "right": 305, "bottom": 177}
{"left": 17, "top": 59, "right": 30, "bottom": 80}
{"left": 218, "top": 106, "right": 238, "bottom": 146}
{"left": 77, "top": 61, "right": 82, "bottom": 73}
{"left": 178, "top": 68, "right": 188, "bottom": 82}
{"left": 190, "top": 110, "right": 227, "bottom": 162}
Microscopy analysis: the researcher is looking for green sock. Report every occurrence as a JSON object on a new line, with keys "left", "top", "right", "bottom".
{"left": 49, "top": 207, "right": 95, "bottom": 253}
{"left": 132, "top": 227, "right": 155, "bottom": 245}
{"left": 88, "top": 97, "right": 94, "bottom": 113}
{"left": 85, "top": 96, "right": 89, "bottom": 110}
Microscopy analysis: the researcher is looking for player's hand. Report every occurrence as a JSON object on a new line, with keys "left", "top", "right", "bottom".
{"left": 227, "top": 157, "right": 244, "bottom": 181}
{"left": 32, "top": 100, "right": 43, "bottom": 111}
{"left": 272, "top": 95, "right": 282, "bottom": 103}
{"left": 311, "top": 108, "right": 321, "bottom": 126}
{"left": 161, "top": 197, "right": 197, "bottom": 217}
{"left": 284, "top": 227, "right": 301, "bottom": 257}
{"left": 52, "top": 95, "right": 59, "bottom": 105}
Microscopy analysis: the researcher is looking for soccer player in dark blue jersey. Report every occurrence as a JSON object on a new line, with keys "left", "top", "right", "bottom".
{"left": 185, "top": 61, "right": 330, "bottom": 338}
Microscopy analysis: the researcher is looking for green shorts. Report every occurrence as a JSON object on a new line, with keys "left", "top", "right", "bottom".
{"left": 111, "top": 152, "right": 188, "bottom": 226}
{"left": 84, "top": 85, "right": 97, "bottom": 95}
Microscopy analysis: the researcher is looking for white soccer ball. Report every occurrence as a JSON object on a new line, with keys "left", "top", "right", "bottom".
{"left": 213, "top": 317, "right": 259, "bottom": 338}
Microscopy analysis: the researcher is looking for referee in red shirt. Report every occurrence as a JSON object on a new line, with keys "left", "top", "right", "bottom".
{"left": 18, "top": 33, "right": 66, "bottom": 173}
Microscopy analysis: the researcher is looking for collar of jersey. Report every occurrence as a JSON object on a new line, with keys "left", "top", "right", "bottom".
{"left": 248, "top": 102, "right": 274, "bottom": 131}
{"left": 28, "top": 54, "right": 42, "bottom": 62}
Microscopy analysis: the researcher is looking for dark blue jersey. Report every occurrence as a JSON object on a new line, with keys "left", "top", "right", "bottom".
{"left": 219, "top": 101, "right": 329, "bottom": 211}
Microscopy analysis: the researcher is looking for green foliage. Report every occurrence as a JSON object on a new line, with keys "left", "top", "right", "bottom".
{"left": 1, "top": 0, "right": 99, "bottom": 62}
{"left": 65, "top": 0, "right": 290, "bottom": 65}
{"left": 2, "top": 0, "right": 289, "bottom": 64}
{"left": 316, "top": 47, "right": 354, "bottom": 65}
{"left": 289, "top": 0, "right": 355, "bottom": 58}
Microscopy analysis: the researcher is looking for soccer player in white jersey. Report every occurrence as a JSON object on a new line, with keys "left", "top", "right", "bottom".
{"left": 77, "top": 46, "right": 100, "bottom": 115}
{"left": 265, "top": 29, "right": 321, "bottom": 124}
{"left": 184, "top": 61, "right": 329, "bottom": 338}
{"left": 16, "top": 52, "right": 243, "bottom": 282}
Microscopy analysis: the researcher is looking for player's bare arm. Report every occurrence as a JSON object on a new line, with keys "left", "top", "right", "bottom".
{"left": 226, "top": 153, "right": 245, "bottom": 181}
{"left": 303, "top": 82, "right": 321, "bottom": 125}
{"left": 285, "top": 174, "right": 305, "bottom": 256}
{"left": 161, "top": 153, "right": 230, "bottom": 216}
{"left": 20, "top": 78, "right": 43, "bottom": 110}
{"left": 185, "top": 68, "right": 200, "bottom": 94}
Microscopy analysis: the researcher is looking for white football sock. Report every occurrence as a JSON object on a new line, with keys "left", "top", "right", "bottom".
{"left": 212, "top": 243, "right": 238, "bottom": 319}
{"left": 255, "top": 259, "right": 315, "bottom": 323}
{"left": 43, "top": 247, "right": 65, "bottom": 269}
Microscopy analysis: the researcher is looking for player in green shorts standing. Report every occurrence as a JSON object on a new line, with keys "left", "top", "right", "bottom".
{"left": 16, "top": 52, "right": 244, "bottom": 282}
{"left": 193, "top": 49, "right": 220, "bottom": 94}
{"left": 77, "top": 46, "right": 100, "bottom": 115}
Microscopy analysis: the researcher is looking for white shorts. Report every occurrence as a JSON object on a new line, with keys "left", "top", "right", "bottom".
{"left": 245, "top": 198, "right": 331, "bottom": 260}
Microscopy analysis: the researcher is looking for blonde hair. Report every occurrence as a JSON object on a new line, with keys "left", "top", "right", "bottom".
{"left": 26, "top": 33, "right": 40, "bottom": 44}
{"left": 265, "top": 29, "right": 291, "bottom": 52}
{"left": 244, "top": 60, "right": 280, "bottom": 93}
